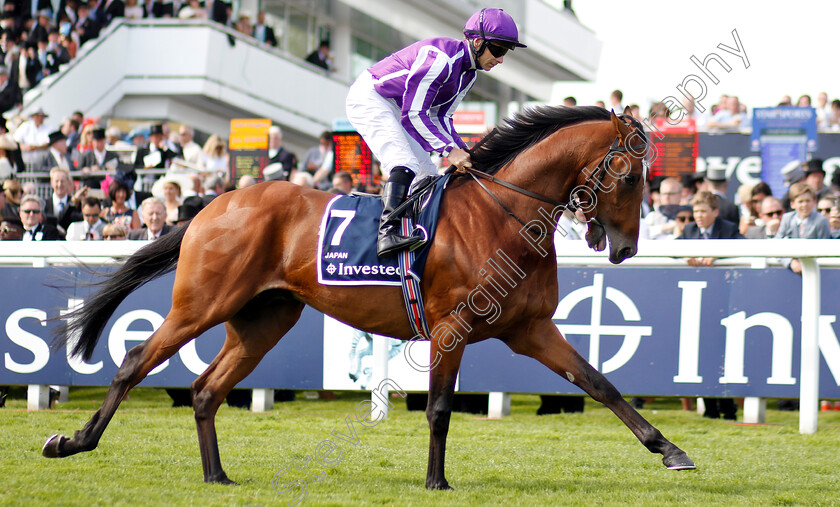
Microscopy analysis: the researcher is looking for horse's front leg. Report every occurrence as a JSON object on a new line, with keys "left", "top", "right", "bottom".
{"left": 424, "top": 331, "right": 466, "bottom": 490}
{"left": 507, "top": 319, "right": 695, "bottom": 470}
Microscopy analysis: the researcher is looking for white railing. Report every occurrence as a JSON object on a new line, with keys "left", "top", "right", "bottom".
{"left": 1, "top": 239, "right": 837, "bottom": 433}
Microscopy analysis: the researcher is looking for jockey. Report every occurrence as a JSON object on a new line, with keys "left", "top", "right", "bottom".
{"left": 345, "top": 8, "right": 526, "bottom": 256}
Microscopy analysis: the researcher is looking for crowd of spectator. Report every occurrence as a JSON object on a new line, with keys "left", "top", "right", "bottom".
{"left": 0, "top": 0, "right": 334, "bottom": 119}
{"left": 563, "top": 89, "right": 840, "bottom": 132}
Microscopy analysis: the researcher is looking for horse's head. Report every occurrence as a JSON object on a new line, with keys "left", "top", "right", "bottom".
{"left": 577, "top": 111, "right": 648, "bottom": 264}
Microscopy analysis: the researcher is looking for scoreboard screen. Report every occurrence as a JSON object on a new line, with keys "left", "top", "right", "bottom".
{"left": 332, "top": 132, "right": 374, "bottom": 186}
{"left": 648, "top": 118, "right": 698, "bottom": 179}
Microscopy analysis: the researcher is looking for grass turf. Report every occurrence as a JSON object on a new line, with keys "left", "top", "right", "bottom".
{"left": 1, "top": 387, "right": 839, "bottom": 506}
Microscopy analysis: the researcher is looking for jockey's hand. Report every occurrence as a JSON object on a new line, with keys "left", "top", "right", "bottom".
{"left": 448, "top": 148, "right": 472, "bottom": 171}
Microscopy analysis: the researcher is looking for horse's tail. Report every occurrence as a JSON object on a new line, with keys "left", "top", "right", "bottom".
{"left": 55, "top": 224, "right": 189, "bottom": 361}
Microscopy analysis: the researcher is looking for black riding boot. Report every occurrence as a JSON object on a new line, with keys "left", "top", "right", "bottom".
{"left": 377, "top": 167, "right": 424, "bottom": 256}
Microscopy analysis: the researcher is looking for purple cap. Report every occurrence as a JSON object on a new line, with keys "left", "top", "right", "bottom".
{"left": 464, "top": 8, "right": 526, "bottom": 49}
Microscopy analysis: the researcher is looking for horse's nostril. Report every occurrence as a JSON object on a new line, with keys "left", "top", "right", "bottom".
{"left": 620, "top": 246, "right": 636, "bottom": 259}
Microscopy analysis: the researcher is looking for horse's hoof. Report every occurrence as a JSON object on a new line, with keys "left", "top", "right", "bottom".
{"left": 42, "top": 434, "right": 65, "bottom": 458}
{"left": 426, "top": 480, "right": 452, "bottom": 490}
{"left": 663, "top": 451, "right": 696, "bottom": 470}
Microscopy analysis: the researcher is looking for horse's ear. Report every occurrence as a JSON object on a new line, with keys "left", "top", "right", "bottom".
{"left": 610, "top": 110, "right": 631, "bottom": 142}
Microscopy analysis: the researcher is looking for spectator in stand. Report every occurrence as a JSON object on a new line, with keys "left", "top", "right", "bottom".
{"left": 645, "top": 177, "right": 683, "bottom": 239}
{"left": 681, "top": 172, "right": 702, "bottom": 204}
{"left": 679, "top": 95, "right": 707, "bottom": 129}
{"left": 562, "top": 96, "right": 576, "bottom": 107}
{"left": 0, "top": 178, "right": 11, "bottom": 219}
{"left": 187, "top": 173, "right": 203, "bottom": 196}
{"left": 127, "top": 197, "right": 170, "bottom": 239}
{"left": 78, "top": 127, "right": 118, "bottom": 188}
{"left": 123, "top": 0, "right": 144, "bottom": 19}
{"left": 627, "top": 104, "right": 642, "bottom": 120}
{"left": 803, "top": 158, "right": 833, "bottom": 202}
{"left": 101, "top": 222, "right": 127, "bottom": 239}
{"left": 59, "top": 19, "right": 79, "bottom": 59}
{"left": 135, "top": 123, "right": 176, "bottom": 169}
{"left": 300, "top": 130, "right": 331, "bottom": 177}
{"left": 105, "top": 125, "right": 132, "bottom": 152}
{"left": 706, "top": 95, "right": 743, "bottom": 130}
{"left": 739, "top": 181, "right": 772, "bottom": 235}
{"left": 608, "top": 89, "right": 623, "bottom": 113}
{"left": 830, "top": 100, "right": 840, "bottom": 131}
{"left": 202, "top": 173, "right": 224, "bottom": 206}
{"left": 177, "top": 124, "right": 203, "bottom": 168}
{"left": 679, "top": 190, "right": 742, "bottom": 249}
{"left": 252, "top": 11, "right": 276, "bottom": 46}
{"left": 3, "top": 178, "right": 21, "bottom": 216}
{"left": 0, "top": 65, "right": 21, "bottom": 114}
{"left": 237, "top": 174, "right": 256, "bottom": 188}
{"left": 777, "top": 182, "right": 831, "bottom": 274}
{"left": 21, "top": 41, "right": 43, "bottom": 90}
{"left": 778, "top": 94, "right": 792, "bottom": 107}
{"left": 66, "top": 195, "right": 107, "bottom": 240}
{"left": 158, "top": 176, "right": 182, "bottom": 224}
{"left": 234, "top": 11, "right": 252, "bottom": 37}
{"left": 745, "top": 196, "right": 785, "bottom": 239}
{"left": 73, "top": 122, "right": 96, "bottom": 165}
{"left": 797, "top": 94, "right": 811, "bottom": 107}
{"left": 670, "top": 205, "right": 694, "bottom": 238}
{"left": 14, "top": 107, "right": 52, "bottom": 165}
{"left": 45, "top": 166, "right": 85, "bottom": 233}
{"left": 177, "top": 0, "right": 206, "bottom": 19}
{"left": 201, "top": 134, "right": 228, "bottom": 174}
{"left": 330, "top": 171, "right": 353, "bottom": 195}
{"left": 815, "top": 92, "right": 833, "bottom": 130}
{"left": 98, "top": 0, "right": 126, "bottom": 26}
{"left": 701, "top": 167, "right": 740, "bottom": 224}
{"left": 266, "top": 125, "right": 297, "bottom": 181}
{"left": 305, "top": 39, "right": 332, "bottom": 72}
{"left": 289, "top": 171, "right": 314, "bottom": 188}
{"left": 33, "top": 130, "right": 72, "bottom": 172}
{"left": 594, "top": 100, "right": 605, "bottom": 109}
{"left": 0, "top": 134, "right": 16, "bottom": 179}
{"left": 29, "top": 10, "right": 50, "bottom": 44}
{"left": 817, "top": 195, "right": 836, "bottom": 228}
{"left": 76, "top": 2, "right": 101, "bottom": 47}
{"left": 46, "top": 28, "right": 70, "bottom": 69}
{"left": 101, "top": 177, "right": 140, "bottom": 229}
{"left": 829, "top": 206, "right": 840, "bottom": 239}
{"left": 20, "top": 194, "right": 64, "bottom": 240}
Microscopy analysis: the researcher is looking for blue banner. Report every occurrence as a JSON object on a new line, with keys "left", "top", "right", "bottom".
{"left": 750, "top": 107, "right": 818, "bottom": 152}
{"left": 1, "top": 266, "right": 839, "bottom": 398}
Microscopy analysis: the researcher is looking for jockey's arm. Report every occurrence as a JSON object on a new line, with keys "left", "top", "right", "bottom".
{"left": 447, "top": 147, "right": 472, "bottom": 169}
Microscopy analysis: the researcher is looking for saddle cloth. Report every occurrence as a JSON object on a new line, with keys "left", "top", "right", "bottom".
{"left": 317, "top": 175, "right": 450, "bottom": 286}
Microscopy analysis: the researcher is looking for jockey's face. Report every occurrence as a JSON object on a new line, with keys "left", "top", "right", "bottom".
{"left": 473, "top": 38, "right": 505, "bottom": 71}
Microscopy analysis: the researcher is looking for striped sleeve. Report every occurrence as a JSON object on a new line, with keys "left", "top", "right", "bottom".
{"left": 400, "top": 46, "right": 456, "bottom": 153}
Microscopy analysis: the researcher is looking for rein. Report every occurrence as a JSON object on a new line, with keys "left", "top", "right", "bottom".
{"left": 463, "top": 124, "right": 647, "bottom": 237}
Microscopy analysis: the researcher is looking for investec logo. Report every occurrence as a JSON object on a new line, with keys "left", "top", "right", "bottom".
{"left": 553, "top": 273, "right": 651, "bottom": 373}
{"left": 326, "top": 262, "right": 401, "bottom": 277}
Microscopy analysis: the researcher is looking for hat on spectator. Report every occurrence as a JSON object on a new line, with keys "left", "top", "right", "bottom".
{"left": 105, "top": 126, "right": 122, "bottom": 139}
{"left": 48, "top": 130, "right": 66, "bottom": 145}
{"left": 262, "top": 163, "right": 284, "bottom": 180}
{"left": 704, "top": 167, "right": 727, "bottom": 182}
{"left": 804, "top": 158, "right": 825, "bottom": 175}
{"left": 92, "top": 128, "right": 106, "bottom": 140}
{"left": 149, "top": 123, "right": 164, "bottom": 136}
{"left": 782, "top": 164, "right": 805, "bottom": 185}
{"left": 0, "top": 133, "right": 17, "bottom": 150}
{"left": 31, "top": 107, "right": 48, "bottom": 117}
{"left": 660, "top": 204, "right": 692, "bottom": 221}
{"left": 175, "top": 195, "right": 204, "bottom": 223}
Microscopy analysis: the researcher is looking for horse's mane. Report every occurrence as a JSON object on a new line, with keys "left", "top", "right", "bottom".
{"left": 470, "top": 105, "right": 613, "bottom": 175}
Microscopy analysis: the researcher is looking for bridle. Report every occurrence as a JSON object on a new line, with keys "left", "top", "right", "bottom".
{"left": 462, "top": 117, "right": 648, "bottom": 236}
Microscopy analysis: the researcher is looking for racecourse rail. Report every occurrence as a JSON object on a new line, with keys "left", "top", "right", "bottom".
{"left": 0, "top": 239, "right": 837, "bottom": 435}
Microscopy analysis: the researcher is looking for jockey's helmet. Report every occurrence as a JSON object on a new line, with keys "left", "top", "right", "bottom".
{"left": 463, "top": 8, "right": 527, "bottom": 50}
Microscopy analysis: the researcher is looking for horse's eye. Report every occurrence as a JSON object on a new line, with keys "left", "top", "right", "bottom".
{"left": 624, "top": 174, "right": 638, "bottom": 187}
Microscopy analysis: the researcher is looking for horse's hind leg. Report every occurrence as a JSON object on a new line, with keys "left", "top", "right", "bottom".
{"left": 191, "top": 291, "right": 304, "bottom": 484}
{"left": 43, "top": 313, "right": 214, "bottom": 458}
{"left": 507, "top": 319, "right": 695, "bottom": 470}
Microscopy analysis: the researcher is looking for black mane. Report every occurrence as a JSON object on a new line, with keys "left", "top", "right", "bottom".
{"left": 470, "top": 105, "right": 612, "bottom": 175}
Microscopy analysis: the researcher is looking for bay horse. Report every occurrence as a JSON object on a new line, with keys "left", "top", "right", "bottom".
{"left": 44, "top": 107, "right": 695, "bottom": 489}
